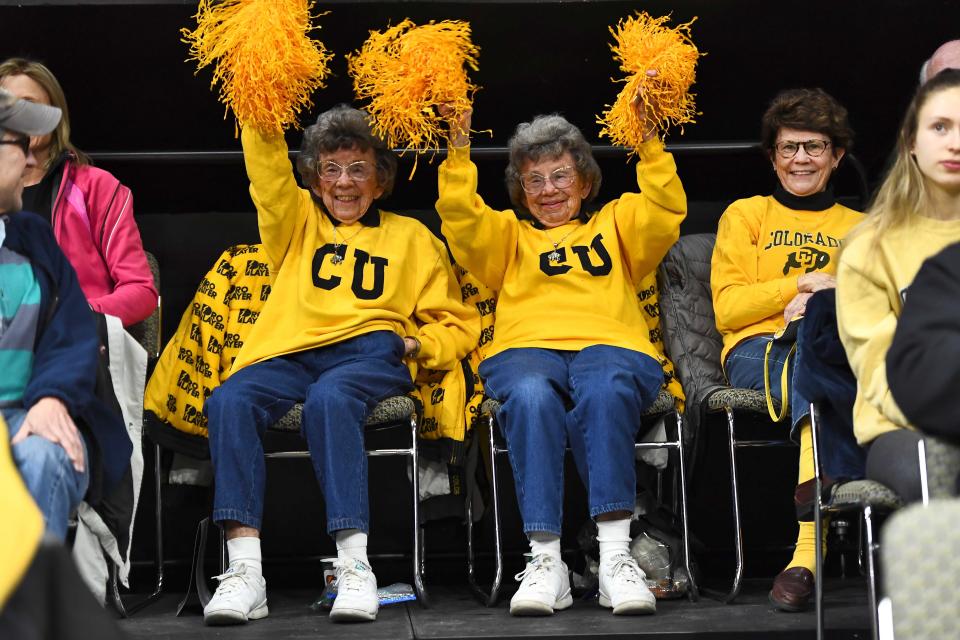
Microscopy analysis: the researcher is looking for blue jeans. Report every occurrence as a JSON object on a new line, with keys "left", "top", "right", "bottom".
{"left": 726, "top": 334, "right": 864, "bottom": 480}
{"left": 479, "top": 346, "right": 663, "bottom": 536}
{"left": 726, "top": 335, "right": 810, "bottom": 437}
{"left": 205, "top": 331, "right": 414, "bottom": 534}
{"left": 4, "top": 407, "right": 90, "bottom": 541}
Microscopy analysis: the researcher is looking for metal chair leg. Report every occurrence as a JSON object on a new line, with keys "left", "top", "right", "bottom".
{"left": 111, "top": 441, "right": 165, "bottom": 617}
{"left": 811, "top": 404, "right": 826, "bottom": 640}
{"left": 410, "top": 413, "right": 430, "bottom": 607}
{"left": 675, "top": 410, "right": 699, "bottom": 602}
{"left": 723, "top": 407, "right": 745, "bottom": 603}
{"left": 864, "top": 505, "right": 880, "bottom": 640}
{"left": 466, "top": 412, "right": 503, "bottom": 607}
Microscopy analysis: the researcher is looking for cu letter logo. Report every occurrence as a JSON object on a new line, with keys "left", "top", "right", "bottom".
{"left": 782, "top": 247, "right": 830, "bottom": 275}
{"left": 312, "top": 245, "right": 388, "bottom": 300}
{"left": 539, "top": 233, "right": 613, "bottom": 277}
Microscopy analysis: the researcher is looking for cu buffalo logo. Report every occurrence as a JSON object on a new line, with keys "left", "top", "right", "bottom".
{"left": 782, "top": 247, "right": 831, "bottom": 275}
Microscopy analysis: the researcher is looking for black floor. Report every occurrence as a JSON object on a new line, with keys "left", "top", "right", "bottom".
{"left": 116, "top": 579, "right": 872, "bottom": 639}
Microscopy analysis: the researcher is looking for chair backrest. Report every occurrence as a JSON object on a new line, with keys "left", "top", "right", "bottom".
{"left": 656, "top": 233, "right": 727, "bottom": 412}
{"left": 882, "top": 500, "right": 960, "bottom": 638}
{"left": 127, "top": 251, "right": 161, "bottom": 358}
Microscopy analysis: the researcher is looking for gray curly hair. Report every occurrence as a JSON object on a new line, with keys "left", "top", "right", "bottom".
{"left": 505, "top": 114, "right": 602, "bottom": 216}
{"left": 296, "top": 104, "right": 397, "bottom": 197}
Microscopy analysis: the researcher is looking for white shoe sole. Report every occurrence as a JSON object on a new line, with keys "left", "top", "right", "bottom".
{"left": 598, "top": 593, "right": 656, "bottom": 615}
{"left": 510, "top": 591, "right": 573, "bottom": 616}
{"left": 329, "top": 606, "right": 378, "bottom": 622}
{"left": 203, "top": 602, "right": 269, "bottom": 625}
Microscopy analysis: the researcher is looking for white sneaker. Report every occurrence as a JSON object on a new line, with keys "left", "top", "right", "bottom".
{"left": 203, "top": 562, "right": 268, "bottom": 625}
{"left": 598, "top": 554, "right": 656, "bottom": 615}
{"left": 329, "top": 558, "right": 379, "bottom": 622}
{"left": 509, "top": 554, "right": 573, "bottom": 616}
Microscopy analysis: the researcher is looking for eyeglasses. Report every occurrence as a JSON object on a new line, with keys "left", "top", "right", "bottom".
{"left": 520, "top": 165, "right": 577, "bottom": 194}
{"left": 317, "top": 160, "right": 374, "bottom": 183}
{"left": 0, "top": 136, "right": 30, "bottom": 157}
{"left": 774, "top": 139, "right": 831, "bottom": 159}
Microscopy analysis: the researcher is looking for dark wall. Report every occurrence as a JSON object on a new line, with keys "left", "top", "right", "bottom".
{"left": 3, "top": 0, "right": 957, "bottom": 197}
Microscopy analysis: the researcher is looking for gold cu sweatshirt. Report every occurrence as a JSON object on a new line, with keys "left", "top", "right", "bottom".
{"left": 436, "top": 140, "right": 685, "bottom": 360}
{"left": 230, "top": 127, "right": 478, "bottom": 375}
{"left": 837, "top": 215, "right": 960, "bottom": 444}
{"left": 712, "top": 193, "right": 863, "bottom": 364}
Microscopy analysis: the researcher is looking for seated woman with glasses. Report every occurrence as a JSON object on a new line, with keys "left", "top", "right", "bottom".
{"left": 436, "top": 76, "right": 685, "bottom": 617}
{"left": 201, "top": 104, "right": 478, "bottom": 626}
{"left": 710, "top": 88, "right": 865, "bottom": 612}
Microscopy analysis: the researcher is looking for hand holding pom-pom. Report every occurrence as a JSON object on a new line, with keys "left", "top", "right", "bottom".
{"left": 438, "top": 102, "right": 473, "bottom": 148}
{"left": 599, "top": 12, "right": 703, "bottom": 150}
{"left": 348, "top": 19, "right": 480, "bottom": 169}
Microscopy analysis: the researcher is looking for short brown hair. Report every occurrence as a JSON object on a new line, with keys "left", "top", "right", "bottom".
{"left": 760, "top": 88, "right": 854, "bottom": 154}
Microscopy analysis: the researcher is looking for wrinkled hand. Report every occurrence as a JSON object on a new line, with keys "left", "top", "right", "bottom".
{"left": 11, "top": 397, "right": 85, "bottom": 473}
{"left": 634, "top": 69, "right": 660, "bottom": 143}
{"left": 797, "top": 272, "right": 837, "bottom": 293}
{"left": 403, "top": 337, "right": 421, "bottom": 358}
{"left": 784, "top": 292, "right": 813, "bottom": 323}
{"left": 438, "top": 103, "right": 472, "bottom": 148}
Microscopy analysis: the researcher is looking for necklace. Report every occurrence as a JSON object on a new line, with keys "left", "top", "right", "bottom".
{"left": 331, "top": 224, "right": 365, "bottom": 264}
{"left": 543, "top": 226, "right": 578, "bottom": 263}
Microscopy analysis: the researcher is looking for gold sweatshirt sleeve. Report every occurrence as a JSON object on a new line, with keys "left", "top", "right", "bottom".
{"left": 411, "top": 235, "right": 482, "bottom": 370}
{"left": 436, "top": 145, "right": 518, "bottom": 291}
{"left": 836, "top": 243, "right": 908, "bottom": 431}
{"left": 241, "top": 127, "right": 310, "bottom": 270}
{"left": 711, "top": 203, "right": 799, "bottom": 333}
{"left": 612, "top": 139, "right": 686, "bottom": 281}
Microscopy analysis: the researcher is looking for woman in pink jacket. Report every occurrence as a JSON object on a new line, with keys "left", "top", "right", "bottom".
{"left": 0, "top": 58, "right": 156, "bottom": 327}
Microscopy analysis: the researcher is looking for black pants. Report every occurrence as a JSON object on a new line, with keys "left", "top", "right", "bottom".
{"left": 0, "top": 539, "right": 127, "bottom": 640}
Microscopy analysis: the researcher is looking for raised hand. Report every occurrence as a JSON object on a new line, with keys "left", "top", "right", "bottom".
{"left": 438, "top": 103, "right": 472, "bottom": 148}
{"left": 635, "top": 69, "right": 660, "bottom": 143}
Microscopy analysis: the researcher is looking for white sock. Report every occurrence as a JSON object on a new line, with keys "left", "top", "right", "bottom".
{"left": 335, "top": 529, "right": 369, "bottom": 565}
{"left": 226, "top": 536, "right": 262, "bottom": 576}
{"left": 528, "top": 532, "right": 562, "bottom": 561}
{"left": 597, "top": 519, "right": 631, "bottom": 566}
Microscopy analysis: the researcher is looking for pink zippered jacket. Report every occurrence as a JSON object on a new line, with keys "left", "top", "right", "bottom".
{"left": 51, "top": 158, "right": 157, "bottom": 326}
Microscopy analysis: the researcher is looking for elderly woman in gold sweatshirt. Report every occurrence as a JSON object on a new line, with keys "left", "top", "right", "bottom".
{"left": 436, "top": 82, "right": 685, "bottom": 618}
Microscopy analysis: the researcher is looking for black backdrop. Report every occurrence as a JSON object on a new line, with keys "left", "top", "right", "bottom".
{"left": 2, "top": 0, "right": 957, "bottom": 590}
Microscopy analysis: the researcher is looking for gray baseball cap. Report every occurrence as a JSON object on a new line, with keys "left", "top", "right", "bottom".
{"left": 0, "top": 87, "right": 61, "bottom": 136}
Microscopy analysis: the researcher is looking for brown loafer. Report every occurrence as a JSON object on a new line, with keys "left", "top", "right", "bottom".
{"left": 794, "top": 476, "right": 837, "bottom": 521}
{"left": 769, "top": 567, "right": 814, "bottom": 612}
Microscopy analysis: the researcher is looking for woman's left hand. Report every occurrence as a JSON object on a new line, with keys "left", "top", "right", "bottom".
{"left": 784, "top": 292, "right": 813, "bottom": 323}
{"left": 635, "top": 69, "right": 660, "bottom": 143}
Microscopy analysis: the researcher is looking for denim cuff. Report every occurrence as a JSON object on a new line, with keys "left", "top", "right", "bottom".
{"left": 327, "top": 516, "right": 369, "bottom": 535}
{"left": 213, "top": 508, "right": 262, "bottom": 531}
{"left": 589, "top": 500, "right": 635, "bottom": 519}
{"left": 522, "top": 521, "right": 562, "bottom": 537}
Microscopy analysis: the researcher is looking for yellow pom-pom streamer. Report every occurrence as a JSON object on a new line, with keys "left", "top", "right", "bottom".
{"left": 182, "top": 0, "right": 333, "bottom": 135}
{"left": 598, "top": 12, "right": 702, "bottom": 148}
{"left": 347, "top": 19, "right": 480, "bottom": 174}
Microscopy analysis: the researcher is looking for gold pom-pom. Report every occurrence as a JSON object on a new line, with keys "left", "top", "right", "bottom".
{"left": 598, "top": 12, "right": 702, "bottom": 148}
{"left": 347, "top": 19, "right": 480, "bottom": 166}
{"left": 182, "top": 0, "right": 333, "bottom": 135}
